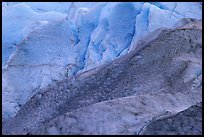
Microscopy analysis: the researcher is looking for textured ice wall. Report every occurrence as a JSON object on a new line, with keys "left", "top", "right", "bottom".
{"left": 2, "top": 2, "right": 202, "bottom": 119}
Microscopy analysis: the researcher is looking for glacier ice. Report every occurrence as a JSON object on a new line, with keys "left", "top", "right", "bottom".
{"left": 84, "top": 2, "right": 137, "bottom": 70}
{"left": 2, "top": 3, "right": 66, "bottom": 66}
{"left": 2, "top": 2, "right": 202, "bottom": 119}
{"left": 2, "top": 24, "right": 202, "bottom": 135}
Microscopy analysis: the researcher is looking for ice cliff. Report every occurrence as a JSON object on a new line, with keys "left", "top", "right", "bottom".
{"left": 2, "top": 2, "right": 202, "bottom": 122}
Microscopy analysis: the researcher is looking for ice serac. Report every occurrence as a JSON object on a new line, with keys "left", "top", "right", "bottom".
{"left": 128, "top": 2, "right": 202, "bottom": 51}
{"left": 84, "top": 2, "right": 137, "bottom": 70}
{"left": 68, "top": 2, "right": 107, "bottom": 76}
{"left": 2, "top": 2, "right": 202, "bottom": 120}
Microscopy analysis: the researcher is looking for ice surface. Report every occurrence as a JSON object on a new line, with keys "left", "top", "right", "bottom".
{"left": 84, "top": 2, "right": 137, "bottom": 70}
{"left": 3, "top": 2, "right": 99, "bottom": 14}
{"left": 2, "top": 2, "right": 202, "bottom": 119}
{"left": 2, "top": 3, "right": 66, "bottom": 66}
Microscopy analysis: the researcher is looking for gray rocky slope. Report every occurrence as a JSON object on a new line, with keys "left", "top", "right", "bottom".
{"left": 2, "top": 21, "right": 202, "bottom": 135}
{"left": 140, "top": 102, "right": 202, "bottom": 135}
